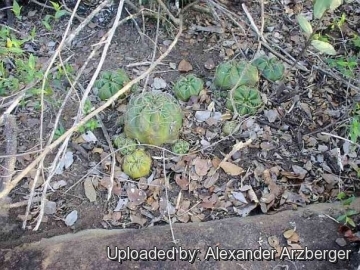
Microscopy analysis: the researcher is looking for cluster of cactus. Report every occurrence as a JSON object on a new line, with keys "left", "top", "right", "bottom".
{"left": 226, "top": 86, "right": 262, "bottom": 115}
{"left": 253, "top": 56, "right": 285, "bottom": 82}
{"left": 124, "top": 92, "right": 183, "bottom": 146}
{"left": 113, "top": 134, "right": 137, "bottom": 155}
{"left": 122, "top": 149, "right": 152, "bottom": 179}
{"left": 172, "top": 139, "right": 190, "bottom": 154}
{"left": 214, "top": 60, "right": 259, "bottom": 90}
{"left": 95, "top": 69, "right": 132, "bottom": 101}
{"left": 173, "top": 74, "right": 204, "bottom": 101}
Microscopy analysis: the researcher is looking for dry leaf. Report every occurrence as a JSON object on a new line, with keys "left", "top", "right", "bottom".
{"left": 127, "top": 187, "right": 147, "bottom": 205}
{"left": 130, "top": 212, "right": 147, "bottom": 226}
{"left": 178, "top": 59, "right": 193, "bottom": 72}
{"left": 219, "top": 162, "right": 244, "bottom": 176}
{"left": 175, "top": 174, "right": 189, "bottom": 190}
{"left": 193, "top": 158, "right": 210, "bottom": 176}
{"left": 268, "top": 236, "right": 280, "bottom": 248}
{"left": 203, "top": 172, "right": 219, "bottom": 188}
{"left": 283, "top": 229, "right": 296, "bottom": 239}
{"left": 84, "top": 177, "right": 97, "bottom": 202}
{"left": 288, "top": 232, "right": 300, "bottom": 243}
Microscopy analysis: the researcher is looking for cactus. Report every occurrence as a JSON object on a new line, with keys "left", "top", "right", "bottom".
{"left": 173, "top": 74, "right": 204, "bottom": 101}
{"left": 226, "top": 86, "right": 262, "bottom": 115}
{"left": 122, "top": 149, "right": 152, "bottom": 179}
{"left": 124, "top": 92, "right": 183, "bottom": 146}
{"left": 172, "top": 139, "right": 190, "bottom": 154}
{"left": 214, "top": 60, "right": 259, "bottom": 90}
{"left": 113, "top": 134, "right": 137, "bottom": 155}
{"left": 95, "top": 69, "right": 132, "bottom": 101}
{"left": 222, "top": 121, "right": 238, "bottom": 135}
{"left": 253, "top": 56, "right": 285, "bottom": 81}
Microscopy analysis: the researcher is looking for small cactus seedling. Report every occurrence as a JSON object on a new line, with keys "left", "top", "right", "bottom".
{"left": 172, "top": 139, "right": 190, "bottom": 154}
{"left": 214, "top": 60, "right": 259, "bottom": 90}
{"left": 222, "top": 121, "right": 238, "bottom": 135}
{"left": 124, "top": 92, "right": 183, "bottom": 146}
{"left": 95, "top": 69, "right": 131, "bottom": 101}
{"left": 253, "top": 56, "right": 285, "bottom": 82}
{"left": 226, "top": 86, "right": 262, "bottom": 115}
{"left": 113, "top": 134, "right": 137, "bottom": 155}
{"left": 122, "top": 149, "right": 152, "bottom": 179}
{"left": 173, "top": 74, "right": 204, "bottom": 101}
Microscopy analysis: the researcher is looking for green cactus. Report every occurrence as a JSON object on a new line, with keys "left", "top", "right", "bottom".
{"left": 222, "top": 121, "right": 238, "bottom": 135}
{"left": 95, "top": 69, "right": 132, "bottom": 101}
{"left": 172, "top": 139, "right": 190, "bottom": 154}
{"left": 214, "top": 60, "right": 259, "bottom": 90}
{"left": 124, "top": 92, "right": 183, "bottom": 146}
{"left": 226, "top": 86, "right": 262, "bottom": 115}
{"left": 253, "top": 56, "right": 285, "bottom": 81}
{"left": 122, "top": 149, "right": 152, "bottom": 179}
{"left": 173, "top": 74, "right": 204, "bottom": 101}
{"left": 113, "top": 134, "right": 137, "bottom": 155}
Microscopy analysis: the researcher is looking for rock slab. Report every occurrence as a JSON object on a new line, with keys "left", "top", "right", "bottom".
{"left": 1, "top": 200, "right": 360, "bottom": 270}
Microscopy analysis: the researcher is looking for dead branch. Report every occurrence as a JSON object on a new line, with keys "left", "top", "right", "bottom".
{"left": 1, "top": 114, "right": 17, "bottom": 192}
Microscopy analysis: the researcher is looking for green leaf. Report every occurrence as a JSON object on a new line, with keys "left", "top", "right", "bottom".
{"left": 311, "top": 40, "right": 336, "bottom": 55}
{"left": 42, "top": 20, "right": 52, "bottom": 31}
{"left": 346, "top": 217, "right": 356, "bottom": 227}
{"left": 352, "top": 36, "right": 360, "bottom": 48}
{"left": 337, "top": 191, "right": 347, "bottom": 200}
{"left": 342, "top": 195, "right": 355, "bottom": 206}
{"left": 328, "top": 0, "right": 343, "bottom": 11}
{"left": 12, "top": 0, "right": 22, "bottom": 18}
{"left": 345, "top": 210, "right": 358, "bottom": 216}
{"left": 50, "top": 1, "right": 61, "bottom": 11}
{"left": 336, "top": 214, "right": 346, "bottom": 222}
{"left": 297, "top": 14, "right": 313, "bottom": 35}
{"left": 55, "top": 10, "right": 68, "bottom": 20}
{"left": 314, "top": 0, "right": 330, "bottom": 19}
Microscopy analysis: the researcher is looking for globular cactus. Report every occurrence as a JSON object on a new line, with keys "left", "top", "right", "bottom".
{"left": 226, "top": 86, "right": 262, "bottom": 115}
{"left": 222, "top": 121, "right": 238, "bottom": 135}
{"left": 113, "top": 134, "right": 137, "bottom": 155}
{"left": 172, "top": 139, "right": 190, "bottom": 154}
{"left": 214, "top": 60, "right": 259, "bottom": 90}
{"left": 95, "top": 69, "right": 131, "bottom": 101}
{"left": 122, "top": 149, "right": 152, "bottom": 179}
{"left": 173, "top": 74, "right": 204, "bottom": 101}
{"left": 253, "top": 56, "right": 285, "bottom": 82}
{"left": 124, "top": 92, "right": 183, "bottom": 146}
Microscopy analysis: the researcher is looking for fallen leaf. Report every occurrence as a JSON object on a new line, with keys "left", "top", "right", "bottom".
{"left": 233, "top": 203, "right": 257, "bottom": 217}
{"left": 55, "top": 151, "right": 74, "bottom": 174}
{"left": 203, "top": 172, "right": 219, "bottom": 188}
{"left": 268, "top": 236, "right": 280, "bottom": 248}
{"left": 82, "top": 131, "right": 97, "bottom": 142}
{"left": 64, "top": 210, "right": 78, "bottom": 226}
{"left": 288, "top": 232, "right": 300, "bottom": 243}
{"left": 153, "top": 77, "right": 167, "bottom": 89}
{"left": 193, "top": 158, "right": 210, "bottom": 176}
{"left": 114, "top": 197, "right": 128, "bottom": 211}
{"left": 127, "top": 187, "right": 147, "bottom": 205}
{"left": 219, "top": 162, "right": 244, "bottom": 176}
{"left": 178, "top": 59, "right": 193, "bottom": 72}
{"left": 175, "top": 174, "right": 189, "bottom": 190}
{"left": 284, "top": 229, "right": 296, "bottom": 239}
{"left": 204, "top": 58, "right": 215, "bottom": 70}
{"left": 232, "top": 191, "right": 248, "bottom": 204}
{"left": 84, "top": 177, "right": 97, "bottom": 202}
{"left": 130, "top": 212, "right": 147, "bottom": 226}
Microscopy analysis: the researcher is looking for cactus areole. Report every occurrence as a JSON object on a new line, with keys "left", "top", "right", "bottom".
{"left": 124, "top": 92, "right": 183, "bottom": 146}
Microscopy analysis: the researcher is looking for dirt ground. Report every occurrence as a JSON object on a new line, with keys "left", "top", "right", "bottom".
{"left": 0, "top": 0, "right": 360, "bottom": 262}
